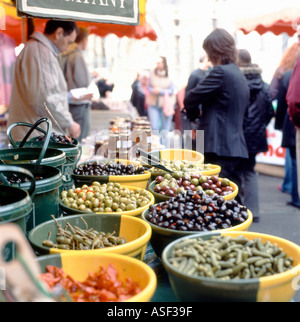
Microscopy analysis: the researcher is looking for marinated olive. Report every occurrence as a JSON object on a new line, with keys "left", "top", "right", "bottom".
{"left": 60, "top": 182, "right": 152, "bottom": 214}
{"left": 73, "top": 161, "right": 146, "bottom": 176}
{"left": 153, "top": 172, "right": 234, "bottom": 198}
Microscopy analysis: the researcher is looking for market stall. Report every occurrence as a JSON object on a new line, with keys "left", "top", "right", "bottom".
{"left": 1, "top": 0, "right": 300, "bottom": 304}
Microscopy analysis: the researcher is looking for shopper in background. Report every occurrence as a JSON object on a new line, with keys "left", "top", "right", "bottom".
{"left": 96, "top": 69, "right": 115, "bottom": 98}
{"left": 184, "top": 28, "right": 250, "bottom": 203}
{"left": 130, "top": 70, "right": 149, "bottom": 117}
{"left": 237, "top": 49, "right": 274, "bottom": 222}
{"left": 270, "top": 43, "right": 300, "bottom": 194}
{"left": 286, "top": 23, "right": 300, "bottom": 206}
{"left": 8, "top": 20, "right": 80, "bottom": 141}
{"left": 275, "top": 68, "right": 300, "bottom": 209}
{"left": 60, "top": 26, "right": 93, "bottom": 143}
{"left": 146, "top": 56, "right": 176, "bottom": 147}
{"left": 270, "top": 43, "right": 300, "bottom": 101}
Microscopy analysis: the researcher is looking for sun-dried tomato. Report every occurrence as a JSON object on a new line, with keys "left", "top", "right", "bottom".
{"left": 40, "top": 264, "right": 141, "bottom": 302}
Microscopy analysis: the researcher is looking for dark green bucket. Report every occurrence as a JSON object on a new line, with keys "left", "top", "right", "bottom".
{"left": 6, "top": 118, "right": 66, "bottom": 187}
{"left": 0, "top": 166, "right": 35, "bottom": 261}
{"left": 7, "top": 118, "right": 81, "bottom": 191}
{"left": 3, "top": 164, "right": 63, "bottom": 232}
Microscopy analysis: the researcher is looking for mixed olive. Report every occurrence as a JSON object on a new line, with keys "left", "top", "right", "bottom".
{"left": 60, "top": 182, "right": 153, "bottom": 213}
{"left": 148, "top": 160, "right": 211, "bottom": 174}
{"left": 146, "top": 189, "right": 249, "bottom": 232}
{"left": 152, "top": 173, "right": 234, "bottom": 198}
{"left": 73, "top": 161, "right": 146, "bottom": 176}
{"left": 34, "top": 132, "right": 77, "bottom": 145}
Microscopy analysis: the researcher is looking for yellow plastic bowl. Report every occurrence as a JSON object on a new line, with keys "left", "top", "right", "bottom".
{"left": 162, "top": 231, "right": 300, "bottom": 302}
{"left": 72, "top": 159, "right": 151, "bottom": 189}
{"left": 29, "top": 214, "right": 152, "bottom": 260}
{"left": 60, "top": 185, "right": 155, "bottom": 218}
{"left": 37, "top": 252, "right": 157, "bottom": 302}
{"left": 148, "top": 177, "right": 238, "bottom": 204}
{"left": 158, "top": 149, "right": 204, "bottom": 164}
{"left": 142, "top": 208, "right": 253, "bottom": 257}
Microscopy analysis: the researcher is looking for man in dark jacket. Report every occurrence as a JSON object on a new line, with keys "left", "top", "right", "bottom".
{"left": 184, "top": 29, "right": 250, "bottom": 202}
{"left": 237, "top": 49, "right": 274, "bottom": 221}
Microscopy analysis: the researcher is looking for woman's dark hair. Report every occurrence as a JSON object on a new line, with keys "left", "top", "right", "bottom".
{"left": 44, "top": 20, "right": 78, "bottom": 36}
{"left": 203, "top": 28, "right": 237, "bottom": 65}
{"left": 155, "top": 56, "right": 169, "bottom": 77}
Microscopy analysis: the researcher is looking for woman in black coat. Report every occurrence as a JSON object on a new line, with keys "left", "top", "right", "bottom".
{"left": 184, "top": 28, "right": 250, "bottom": 201}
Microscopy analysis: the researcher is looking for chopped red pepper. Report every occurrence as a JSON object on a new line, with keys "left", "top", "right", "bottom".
{"left": 40, "top": 264, "right": 142, "bottom": 302}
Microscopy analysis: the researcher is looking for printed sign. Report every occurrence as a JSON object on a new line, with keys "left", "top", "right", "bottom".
{"left": 256, "top": 118, "right": 285, "bottom": 167}
{"left": 17, "top": 0, "right": 140, "bottom": 25}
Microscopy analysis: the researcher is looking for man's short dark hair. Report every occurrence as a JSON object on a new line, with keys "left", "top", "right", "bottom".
{"left": 238, "top": 49, "right": 252, "bottom": 67}
{"left": 44, "top": 20, "right": 78, "bottom": 36}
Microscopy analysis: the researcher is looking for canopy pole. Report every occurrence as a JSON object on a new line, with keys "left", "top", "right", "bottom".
{"left": 21, "top": 17, "right": 26, "bottom": 44}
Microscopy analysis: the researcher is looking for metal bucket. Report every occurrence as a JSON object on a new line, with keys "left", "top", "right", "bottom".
{"left": 4, "top": 164, "right": 63, "bottom": 231}
{"left": 0, "top": 166, "right": 35, "bottom": 261}
{"left": 7, "top": 118, "right": 81, "bottom": 191}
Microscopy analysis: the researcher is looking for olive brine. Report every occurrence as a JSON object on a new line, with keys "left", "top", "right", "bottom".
{"left": 146, "top": 190, "right": 249, "bottom": 232}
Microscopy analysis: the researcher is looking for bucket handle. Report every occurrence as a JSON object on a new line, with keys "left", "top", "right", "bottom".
{"left": 0, "top": 165, "right": 36, "bottom": 197}
{"left": 7, "top": 118, "right": 53, "bottom": 165}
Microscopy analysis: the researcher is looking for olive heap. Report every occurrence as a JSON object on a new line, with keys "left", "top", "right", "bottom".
{"left": 153, "top": 173, "right": 233, "bottom": 198}
{"left": 73, "top": 161, "right": 146, "bottom": 176}
{"left": 0, "top": 173, "right": 44, "bottom": 184}
{"left": 34, "top": 132, "right": 77, "bottom": 145}
{"left": 61, "top": 182, "right": 152, "bottom": 213}
{"left": 149, "top": 160, "right": 211, "bottom": 174}
{"left": 146, "top": 190, "right": 249, "bottom": 232}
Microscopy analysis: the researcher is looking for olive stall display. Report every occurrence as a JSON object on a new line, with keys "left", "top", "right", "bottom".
{"left": 146, "top": 190, "right": 249, "bottom": 232}
{"left": 60, "top": 182, "right": 153, "bottom": 214}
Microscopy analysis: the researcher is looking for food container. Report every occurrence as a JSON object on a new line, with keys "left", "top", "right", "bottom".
{"left": 148, "top": 177, "right": 238, "bottom": 204}
{"left": 4, "top": 164, "right": 63, "bottom": 231}
{"left": 162, "top": 231, "right": 300, "bottom": 302}
{"left": 142, "top": 205, "right": 253, "bottom": 257}
{"left": 72, "top": 159, "right": 151, "bottom": 190}
{"left": 0, "top": 166, "right": 35, "bottom": 261}
{"left": 149, "top": 149, "right": 204, "bottom": 165}
{"left": 28, "top": 214, "right": 152, "bottom": 260}
{"left": 60, "top": 185, "right": 154, "bottom": 218}
{"left": 36, "top": 252, "right": 157, "bottom": 302}
{"left": 7, "top": 118, "right": 80, "bottom": 191}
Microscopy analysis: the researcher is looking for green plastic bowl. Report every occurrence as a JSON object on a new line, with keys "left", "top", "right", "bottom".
{"left": 162, "top": 231, "right": 300, "bottom": 302}
{"left": 28, "top": 213, "right": 152, "bottom": 260}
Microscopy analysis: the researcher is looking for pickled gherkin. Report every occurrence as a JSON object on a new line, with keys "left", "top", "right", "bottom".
{"left": 167, "top": 235, "right": 295, "bottom": 280}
